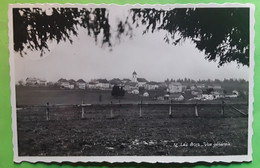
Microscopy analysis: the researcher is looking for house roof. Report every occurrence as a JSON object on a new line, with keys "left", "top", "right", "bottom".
{"left": 97, "top": 79, "right": 109, "bottom": 83}
{"left": 58, "top": 78, "right": 67, "bottom": 82}
{"left": 158, "top": 82, "right": 167, "bottom": 87}
{"left": 137, "top": 78, "right": 148, "bottom": 83}
{"left": 109, "top": 78, "right": 123, "bottom": 85}
{"left": 68, "top": 79, "right": 76, "bottom": 83}
{"left": 122, "top": 78, "right": 131, "bottom": 82}
{"left": 183, "top": 91, "right": 196, "bottom": 100}
{"left": 147, "top": 81, "right": 159, "bottom": 85}
{"left": 89, "top": 81, "right": 97, "bottom": 85}
{"left": 125, "top": 82, "right": 137, "bottom": 87}
{"left": 26, "top": 77, "right": 38, "bottom": 81}
{"left": 39, "top": 79, "right": 46, "bottom": 82}
{"left": 77, "top": 79, "right": 86, "bottom": 83}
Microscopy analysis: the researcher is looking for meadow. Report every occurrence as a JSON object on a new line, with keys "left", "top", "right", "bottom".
{"left": 16, "top": 86, "right": 249, "bottom": 156}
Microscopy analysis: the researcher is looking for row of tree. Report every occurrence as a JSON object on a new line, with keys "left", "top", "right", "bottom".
{"left": 165, "top": 78, "right": 248, "bottom": 84}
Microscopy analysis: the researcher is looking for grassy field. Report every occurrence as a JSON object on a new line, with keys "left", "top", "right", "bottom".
{"left": 16, "top": 86, "right": 150, "bottom": 105}
{"left": 16, "top": 86, "right": 248, "bottom": 105}
{"left": 17, "top": 104, "right": 248, "bottom": 156}
{"left": 16, "top": 86, "right": 249, "bottom": 156}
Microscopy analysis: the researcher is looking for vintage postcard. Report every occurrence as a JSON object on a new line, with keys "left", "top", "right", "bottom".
{"left": 9, "top": 3, "right": 254, "bottom": 163}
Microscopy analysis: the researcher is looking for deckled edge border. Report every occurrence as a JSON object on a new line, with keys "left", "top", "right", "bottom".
{"left": 8, "top": 3, "right": 255, "bottom": 164}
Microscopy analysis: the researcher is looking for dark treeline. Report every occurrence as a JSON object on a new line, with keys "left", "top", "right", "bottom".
{"left": 164, "top": 78, "right": 248, "bottom": 84}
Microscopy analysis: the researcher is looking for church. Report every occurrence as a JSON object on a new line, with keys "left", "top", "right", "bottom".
{"left": 132, "top": 71, "right": 148, "bottom": 87}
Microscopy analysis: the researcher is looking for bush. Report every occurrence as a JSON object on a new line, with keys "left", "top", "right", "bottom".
{"left": 111, "top": 85, "right": 125, "bottom": 97}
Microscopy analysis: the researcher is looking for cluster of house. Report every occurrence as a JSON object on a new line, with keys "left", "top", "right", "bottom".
{"left": 184, "top": 85, "right": 239, "bottom": 101}
{"left": 23, "top": 71, "right": 241, "bottom": 101}
{"left": 24, "top": 77, "right": 47, "bottom": 86}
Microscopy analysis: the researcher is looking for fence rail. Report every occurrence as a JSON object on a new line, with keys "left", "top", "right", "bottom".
{"left": 16, "top": 102, "right": 248, "bottom": 108}
{"left": 16, "top": 101, "right": 248, "bottom": 122}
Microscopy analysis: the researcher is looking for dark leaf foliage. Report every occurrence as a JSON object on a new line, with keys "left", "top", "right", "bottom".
{"left": 13, "top": 8, "right": 111, "bottom": 56}
{"left": 13, "top": 7, "right": 249, "bottom": 66}
{"left": 129, "top": 8, "right": 249, "bottom": 66}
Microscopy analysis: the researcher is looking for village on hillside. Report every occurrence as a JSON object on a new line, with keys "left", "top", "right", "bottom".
{"left": 18, "top": 71, "right": 248, "bottom": 102}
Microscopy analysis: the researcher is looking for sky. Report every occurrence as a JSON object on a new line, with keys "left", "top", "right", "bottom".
{"left": 14, "top": 6, "right": 249, "bottom": 83}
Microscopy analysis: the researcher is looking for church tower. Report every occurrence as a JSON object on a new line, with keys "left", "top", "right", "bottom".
{"left": 132, "top": 71, "right": 137, "bottom": 83}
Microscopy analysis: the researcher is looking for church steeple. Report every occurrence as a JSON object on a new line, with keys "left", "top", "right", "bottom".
{"left": 132, "top": 71, "right": 137, "bottom": 82}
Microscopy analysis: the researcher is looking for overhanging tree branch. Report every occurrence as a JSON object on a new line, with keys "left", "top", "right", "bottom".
{"left": 13, "top": 7, "right": 249, "bottom": 66}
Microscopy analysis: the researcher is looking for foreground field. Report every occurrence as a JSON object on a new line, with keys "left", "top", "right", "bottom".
{"left": 17, "top": 105, "right": 248, "bottom": 156}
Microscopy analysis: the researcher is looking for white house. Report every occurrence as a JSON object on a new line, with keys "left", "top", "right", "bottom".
{"left": 169, "top": 93, "right": 184, "bottom": 101}
{"left": 26, "top": 77, "right": 38, "bottom": 86}
{"left": 124, "top": 82, "right": 138, "bottom": 92}
{"left": 191, "top": 89, "right": 203, "bottom": 96}
{"left": 25, "top": 78, "right": 46, "bottom": 86}
{"left": 197, "top": 84, "right": 206, "bottom": 89}
{"left": 201, "top": 94, "right": 214, "bottom": 100}
{"left": 68, "top": 79, "right": 76, "bottom": 89}
{"left": 47, "top": 82, "right": 54, "bottom": 86}
{"left": 168, "top": 82, "right": 182, "bottom": 93}
{"left": 137, "top": 78, "right": 148, "bottom": 87}
{"left": 88, "top": 80, "right": 98, "bottom": 89}
{"left": 58, "top": 78, "right": 70, "bottom": 88}
{"left": 96, "top": 79, "right": 110, "bottom": 89}
{"left": 132, "top": 89, "right": 139, "bottom": 94}
{"left": 76, "top": 79, "right": 86, "bottom": 89}
{"left": 144, "top": 81, "right": 159, "bottom": 90}
{"left": 213, "top": 85, "right": 222, "bottom": 89}
{"left": 38, "top": 79, "right": 47, "bottom": 86}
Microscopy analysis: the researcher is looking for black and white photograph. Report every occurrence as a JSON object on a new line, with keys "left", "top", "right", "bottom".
{"left": 9, "top": 4, "right": 254, "bottom": 163}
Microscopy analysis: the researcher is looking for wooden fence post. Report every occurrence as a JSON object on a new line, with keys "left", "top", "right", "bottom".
{"left": 139, "top": 100, "right": 142, "bottom": 117}
{"left": 221, "top": 100, "right": 225, "bottom": 116}
{"left": 81, "top": 100, "right": 85, "bottom": 119}
{"left": 169, "top": 100, "right": 173, "bottom": 118}
{"left": 46, "top": 102, "right": 50, "bottom": 121}
{"left": 195, "top": 103, "right": 199, "bottom": 117}
{"left": 110, "top": 101, "right": 114, "bottom": 118}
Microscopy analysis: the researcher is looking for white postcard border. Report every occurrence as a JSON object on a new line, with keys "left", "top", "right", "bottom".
{"left": 8, "top": 3, "right": 255, "bottom": 163}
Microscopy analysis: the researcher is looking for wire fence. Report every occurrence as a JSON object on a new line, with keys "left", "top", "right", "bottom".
{"left": 16, "top": 101, "right": 248, "bottom": 122}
